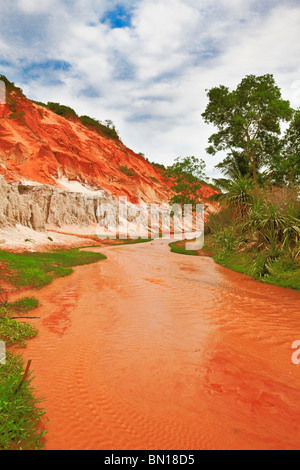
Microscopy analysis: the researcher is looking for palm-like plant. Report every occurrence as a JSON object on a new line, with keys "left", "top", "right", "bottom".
{"left": 209, "top": 176, "right": 254, "bottom": 220}
{"left": 244, "top": 199, "right": 300, "bottom": 248}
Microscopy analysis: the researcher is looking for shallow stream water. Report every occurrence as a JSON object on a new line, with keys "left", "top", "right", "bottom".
{"left": 21, "top": 238, "right": 300, "bottom": 450}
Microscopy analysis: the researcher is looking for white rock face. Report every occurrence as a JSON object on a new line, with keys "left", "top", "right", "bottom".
{"left": 0, "top": 176, "right": 201, "bottom": 249}
{"left": 0, "top": 176, "right": 118, "bottom": 231}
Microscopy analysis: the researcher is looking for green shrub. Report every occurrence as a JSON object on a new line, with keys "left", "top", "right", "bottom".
{"left": 0, "top": 316, "right": 38, "bottom": 347}
{"left": 0, "top": 75, "right": 23, "bottom": 94}
{"left": 244, "top": 199, "right": 300, "bottom": 248}
{"left": 46, "top": 102, "right": 78, "bottom": 118}
{"left": 9, "top": 112, "right": 25, "bottom": 120}
{"left": 150, "top": 176, "right": 159, "bottom": 183}
{"left": 80, "top": 115, "right": 120, "bottom": 140}
{"left": 32, "top": 101, "right": 48, "bottom": 108}
{"left": 205, "top": 184, "right": 300, "bottom": 290}
{"left": 119, "top": 165, "right": 138, "bottom": 177}
{"left": 205, "top": 206, "right": 234, "bottom": 235}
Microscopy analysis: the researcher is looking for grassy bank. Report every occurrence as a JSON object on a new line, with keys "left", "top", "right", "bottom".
{"left": 0, "top": 246, "right": 107, "bottom": 450}
{"left": 168, "top": 183, "right": 300, "bottom": 293}
{"left": 112, "top": 237, "right": 153, "bottom": 246}
{"left": 169, "top": 240, "right": 200, "bottom": 256}
{"left": 0, "top": 248, "right": 107, "bottom": 289}
{"left": 0, "top": 297, "right": 46, "bottom": 450}
{"left": 169, "top": 236, "right": 300, "bottom": 291}
{"left": 202, "top": 236, "right": 300, "bottom": 291}
{"left": 0, "top": 352, "right": 47, "bottom": 450}
{"left": 202, "top": 185, "right": 299, "bottom": 292}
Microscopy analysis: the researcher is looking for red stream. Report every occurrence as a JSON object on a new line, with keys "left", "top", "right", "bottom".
{"left": 20, "top": 238, "right": 300, "bottom": 450}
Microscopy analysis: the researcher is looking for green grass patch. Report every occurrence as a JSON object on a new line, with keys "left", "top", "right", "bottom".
{"left": 169, "top": 240, "right": 200, "bottom": 256}
{"left": 93, "top": 238, "right": 153, "bottom": 246}
{"left": 7, "top": 297, "right": 39, "bottom": 313}
{"left": 115, "top": 238, "right": 152, "bottom": 246}
{"left": 0, "top": 353, "right": 47, "bottom": 450}
{"left": 0, "top": 248, "right": 107, "bottom": 289}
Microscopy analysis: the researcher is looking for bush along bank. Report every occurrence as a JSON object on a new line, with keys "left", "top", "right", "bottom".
{"left": 203, "top": 184, "right": 300, "bottom": 292}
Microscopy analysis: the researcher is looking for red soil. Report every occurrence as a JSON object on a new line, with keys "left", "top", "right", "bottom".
{"left": 0, "top": 89, "right": 219, "bottom": 206}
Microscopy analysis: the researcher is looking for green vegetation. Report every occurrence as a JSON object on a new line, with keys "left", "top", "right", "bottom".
{"left": 200, "top": 74, "right": 300, "bottom": 290}
{"left": 33, "top": 100, "right": 120, "bottom": 141}
{"left": 7, "top": 297, "right": 39, "bottom": 313}
{"left": 32, "top": 100, "right": 48, "bottom": 108}
{"left": 119, "top": 165, "right": 138, "bottom": 177}
{"left": 150, "top": 176, "right": 159, "bottom": 183}
{"left": 0, "top": 248, "right": 107, "bottom": 289}
{"left": 202, "top": 186, "right": 300, "bottom": 291}
{"left": 80, "top": 116, "right": 120, "bottom": 140}
{"left": 169, "top": 240, "right": 200, "bottom": 257}
{"left": 202, "top": 73, "right": 293, "bottom": 184}
{"left": 46, "top": 102, "right": 78, "bottom": 118}
{"left": 0, "top": 75, "right": 25, "bottom": 121}
{"left": 167, "top": 74, "right": 300, "bottom": 292}
{"left": 271, "top": 109, "right": 300, "bottom": 185}
{"left": 117, "top": 238, "right": 152, "bottom": 245}
{"left": 94, "top": 237, "right": 152, "bottom": 246}
{"left": 0, "top": 74, "right": 120, "bottom": 141}
{"left": 164, "top": 156, "right": 208, "bottom": 208}
{"left": 0, "top": 75, "right": 23, "bottom": 95}
{"left": 8, "top": 111, "right": 25, "bottom": 120}
{"left": 0, "top": 315, "right": 38, "bottom": 347}
{"left": 0, "top": 353, "right": 46, "bottom": 450}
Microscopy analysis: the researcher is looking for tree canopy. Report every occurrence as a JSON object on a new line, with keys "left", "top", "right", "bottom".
{"left": 269, "top": 109, "right": 300, "bottom": 185}
{"left": 165, "top": 156, "right": 208, "bottom": 208}
{"left": 202, "top": 74, "right": 293, "bottom": 183}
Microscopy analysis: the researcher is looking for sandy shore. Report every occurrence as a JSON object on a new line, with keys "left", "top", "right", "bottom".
{"left": 0, "top": 225, "right": 105, "bottom": 253}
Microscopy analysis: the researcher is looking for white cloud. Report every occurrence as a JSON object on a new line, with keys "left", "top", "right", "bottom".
{"left": 17, "top": 0, "right": 56, "bottom": 14}
{"left": 0, "top": 0, "right": 299, "bottom": 178}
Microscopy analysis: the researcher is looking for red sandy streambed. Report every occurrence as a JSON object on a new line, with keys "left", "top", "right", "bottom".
{"left": 20, "top": 237, "right": 300, "bottom": 450}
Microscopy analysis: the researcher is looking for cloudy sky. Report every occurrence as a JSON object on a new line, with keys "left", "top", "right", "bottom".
{"left": 0, "top": 0, "right": 300, "bottom": 179}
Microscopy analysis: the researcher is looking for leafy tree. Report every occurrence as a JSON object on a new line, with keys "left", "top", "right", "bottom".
{"left": 269, "top": 109, "right": 300, "bottom": 185}
{"left": 165, "top": 156, "right": 208, "bottom": 208}
{"left": 202, "top": 74, "right": 293, "bottom": 182}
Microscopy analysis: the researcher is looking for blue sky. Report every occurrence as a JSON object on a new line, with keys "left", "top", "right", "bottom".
{"left": 0, "top": 0, "right": 300, "bottom": 179}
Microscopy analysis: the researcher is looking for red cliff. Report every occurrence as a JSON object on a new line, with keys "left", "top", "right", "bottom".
{"left": 0, "top": 85, "right": 171, "bottom": 204}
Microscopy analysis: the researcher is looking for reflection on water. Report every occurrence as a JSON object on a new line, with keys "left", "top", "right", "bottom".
{"left": 23, "top": 238, "right": 300, "bottom": 450}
